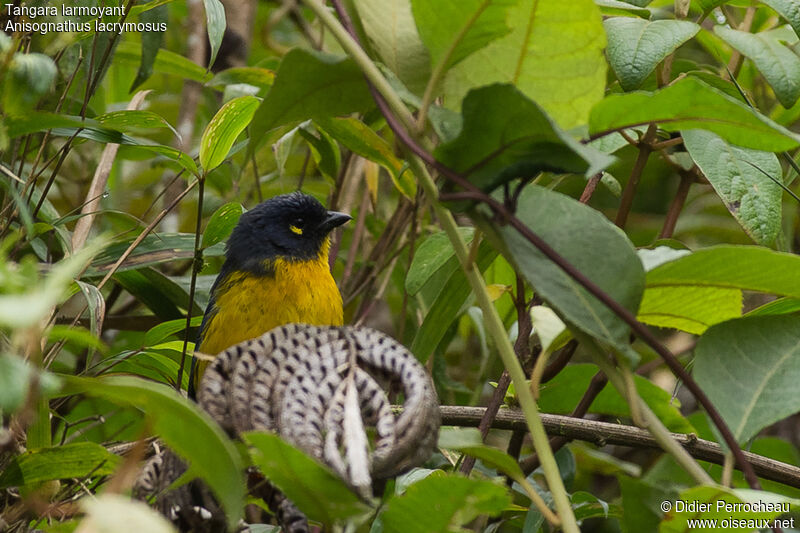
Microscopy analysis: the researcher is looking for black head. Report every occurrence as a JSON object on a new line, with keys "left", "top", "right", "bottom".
{"left": 225, "top": 192, "right": 350, "bottom": 272}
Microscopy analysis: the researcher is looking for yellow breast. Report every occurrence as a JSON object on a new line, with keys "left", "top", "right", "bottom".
{"left": 198, "top": 251, "right": 343, "bottom": 356}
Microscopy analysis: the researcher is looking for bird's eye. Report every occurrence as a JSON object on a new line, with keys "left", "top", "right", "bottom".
{"left": 289, "top": 217, "right": 304, "bottom": 235}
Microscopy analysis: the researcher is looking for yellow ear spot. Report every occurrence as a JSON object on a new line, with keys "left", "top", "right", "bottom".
{"left": 289, "top": 225, "right": 303, "bottom": 235}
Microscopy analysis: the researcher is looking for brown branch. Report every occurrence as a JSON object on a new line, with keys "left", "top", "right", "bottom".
{"left": 658, "top": 170, "right": 693, "bottom": 240}
{"left": 615, "top": 123, "right": 657, "bottom": 229}
{"left": 440, "top": 406, "right": 800, "bottom": 489}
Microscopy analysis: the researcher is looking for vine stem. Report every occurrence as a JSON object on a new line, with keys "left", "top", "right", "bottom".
{"left": 303, "top": 0, "right": 579, "bottom": 528}
{"left": 615, "top": 123, "right": 657, "bottom": 228}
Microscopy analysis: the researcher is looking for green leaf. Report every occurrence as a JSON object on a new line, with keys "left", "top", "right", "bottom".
{"left": 619, "top": 476, "right": 671, "bottom": 533}
{"left": 660, "top": 485, "right": 799, "bottom": 532}
{"left": 202, "top": 202, "right": 244, "bottom": 250}
{"left": 88, "top": 233, "right": 226, "bottom": 276}
{"left": 79, "top": 494, "right": 177, "bottom": 533}
{"left": 203, "top": 0, "right": 226, "bottom": 69}
{"left": 296, "top": 123, "right": 341, "bottom": 181}
{"left": 476, "top": 186, "right": 644, "bottom": 352}
{"left": 442, "top": 441, "right": 524, "bottom": 481}
{"left": 715, "top": 25, "right": 800, "bottom": 108}
{"left": 411, "top": 0, "right": 517, "bottom": 71}
{"left": 3, "top": 52, "right": 57, "bottom": 115}
{"left": 646, "top": 245, "right": 800, "bottom": 299}
{"left": 130, "top": 4, "right": 167, "bottom": 92}
{"left": 381, "top": 474, "right": 510, "bottom": 533}
{"left": 694, "top": 315, "right": 800, "bottom": 444}
{"left": 96, "top": 110, "right": 179, "bottom": 138}
{"left": 595, "top": 0, "right": 651, "bottom": 18}
{"left": 0, "top": 442, "right": 121, "bottom": 489}
{"left": 761, "top": 0, "right": 800, "bottom": 39}
{"left": 113, "top": 267, "right": 203, "bottom": 319}
{"left": 435, "top": 84, "right": 614, "bottom": 194}
{"left": 75, "top": 280, "right": 106, "bottom": 342}
{"left": 4, "top": 113, "right": 89, "bottom": 139}
{"left": 0, "top": 355, "right": 60, "bottom": 414}
{"left": 604, "top": 18, "right": 699, "bottom": 91}
{"left": 683, "top": 129, "right": 783, "bottom": 245}
{"left": 692, "top": 0, "right": 726, "bottom": 13}
{"left": 114, "top": 42, "right": 212, "bottom": 83}
{"left": 589, "top": 77, "right": 800, "bottom": 151}
{"left": 746, "top": 297, "right": 800, "bottom": 317}
{"left": 352, "top": 0, "right": 431, "bottom": 95}
{"left": 61, "top": 376, "right": 244, "bottom": 528}
{"left": 638, "top": 285, "right": 741, "bottom": 335}
{"left": 316, "top": 116, "right": 416, "bottom": 198}
{"left": 242, "top": 432, "right": 370, "bottom": 524}
{"left": 144, "top": 316, "right": 204, "bottom": 347}
{"left": 406, "top": 228, "right": 474, "bottom": 296}
{"left": 442, "top": 0, "right": 607, "bottom": 129}
{"left": 538, "top": 364, "right": 693, "bottom": 433}
{"left": 247, "top": 49, "right": 373, "bottom": 148}
{"left": 200, "top": 95, "right": 260, "bottom": 172}
{"left": 206, "top": 67, "right": 275, "bottom": 90}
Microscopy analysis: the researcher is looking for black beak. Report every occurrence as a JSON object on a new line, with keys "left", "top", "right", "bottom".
{"left": 319, "top": 211, "right": 351, "bottom": 232}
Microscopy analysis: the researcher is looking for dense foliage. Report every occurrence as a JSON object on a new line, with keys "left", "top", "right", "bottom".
{"left": 2, "top": 0, "right": 800, "bottom": 531}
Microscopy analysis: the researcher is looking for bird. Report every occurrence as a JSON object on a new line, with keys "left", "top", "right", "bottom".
{"left": 188, "top": 192, "right": 351, "bottom": 398}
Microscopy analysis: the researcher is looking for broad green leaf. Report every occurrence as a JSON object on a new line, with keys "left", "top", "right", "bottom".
{"left": 144, "top": 316, "right": 204, "bottom": 346}
{"left": 604, "top": 18, "right": 699, "bottom": 91}
{"left": 243, "top": 432, "right": 370, "bottom": 524}
{"left": 79, "top": 494, "right": 176, "bottom": 533}
{"left": 0, "top": 442, "right": 121, "bottom": 489}
{"left": 381, "top": 474, "right": 510, "bottom": 533}
{"left": 207, "top": 67, "right": 275, "bottom": 90}
{"left": 88, "top": 234, "right": 226, "bottom": 276}
{"left": 200, "top": 95, "right": 260, "bottom": 172}
{"left": 476, "top": 186, "right": 644, "bottom": 352}
{"left": 443, "top": 442, "right": 524, "bottom": 480}
{"left": 61, "top": 376, "right": 244, "bottom": 528}
{"left": 538, "top": 364, "right": 693, "bottom": 433}
{"left": 715, "top": 25, "right": 800, "bottom": 108}
{"left": 638, "top": 286, "right": 741, "bottom": 335}
{"left": 0, "top": 355, "right": 60, "bottom": 414}
{"left": 202, "top": 202, "right": 244, "bottom": 249}
{"left": 595, "top": 0, "right": 651, "bottom": 18}
{"left": 683, "top": 129, "right": 783, "bottom": 245}
{"left": 2, "top": 52, "right": 56, "bottom": 115}
{"left": 130, "top": 4, "right": 167, "bottom": 92}
{"left": 353, "top": 0, "right": 430, "bottom": 95}
{"left": 115, "top": 42, "right": 212, "bottom": 82}
{"left": 694, "top": 315, "right": 800, "bottom": 444}
{"left": 248, "top": 49, "right": 372, "bottom": 148}
{"left": 761, "top": 0, "right": 800, "bottom": 39}
{"left": 646, "top": 245, "right": 800, "bottom": 299}
{"left": 529, "top": 306, "right": 570, "bottom": 354}
{"left": 660, "top": 485, "right": 799, "bottom": 532}
{"left": 410, "top": 240, "right": 496, "bottom": 361}
{"left": 621, "top": 0, "right": 652, "bottom": 5}
{"left": 746, "top": 297, "right": 800, "bottom": 316}
{"left": 96, "top": 110, "right": 179, "bottom": 138}
{"left": 316, "top": 116, "right": 416, "bottom": 198}
{"left": 443, "top": 0, "right": 607, "bottom": 129}
{"left": 296, "top": 123, "right": 341, "bottom": 181}
{"left": 113, "top": 267, "right": 203, "bottom": 319}
{"left": 203, "top": 0, "right": 226, "bottom": 69}
{"left": 589, "top": 77, "right": 800, "bottom": 151}
{"left": 435, "top": 84, "right": 614, "bottom": 194}
{"left": 406, "top": 228, "right": 474, "bottom": 296}
{"left": 692, "top": 0, "right": 726, "bottom": 13}
{"left": 619, "top": 476, "right": 673, "bottom": 533}
{"left": 411, "top": 0, "right": 517, "bottom": 71}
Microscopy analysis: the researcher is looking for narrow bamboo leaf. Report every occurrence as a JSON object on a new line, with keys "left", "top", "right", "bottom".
{"left": 206, "top": 67, "right": 275, "bottom": 90}
{"left": 316, "top": 116, "right": 416, "bottom": 198}
{"left": 203, "top": 0, "right": 226, "bottom": 69}
{"left": 715, "top": 25, "right": 800, "bottom": 108}
{"left": 406, "top": 228, "right": 474, "bottom": 296}
{"left": 3, "top": 52, "right": 57, "bottom": 115}
{"left": 443, "top": 0, "right": 607, "bottom": 129}
{"left": 201, "top": 202, "right": 244, "bottom": 249}
{"left": 637, "top": 285, "right": 741, "bottom": 335}
{"left": 442, "top": 441, "right": 524, "bottom": 480}
{"left": 476, "top": 186, "right": 644, "bottom": 352}
{"left": 661, "top": 485, "right": 799, "bottom": 532}
{"left": 129, "top": 0, "right": 176, "bottom": 16}
{"left": 200, "top": 95, "right": 260, "bottom": 172}
{"left": 435, "top": 84, "right": 613, "bottom": 194}
{"left": 381, "top": 474, "right": 510, "bottom": 533}
{"left": 352, "top": 0, "right": 430, "bottom": 95}
{"left": 296, "top": 123, "right": 341, "bottom": 181}
{"left": 0, "top": 442, "right": 121, "bottom": 489}
{"left": 61, "top": 376, "right": 244, "bottom": 528}
{"left": 243, "top": 432, "right": 370, "bottom": 524}
{"left": 248, "top": 49, "right": 373, "bottom": 147}
{"left": 96, "top": 110, "right": 179, "bottom": 139}
{"left": 694, "top": 315, "right": 800, "bottom": 444}
{"left": 75, "top": 280, "right": 106, "bottom": 341}
{"left": 113, "top": 267, "right": 204, "bottom": 319}
{"left": 761, "top": 0, "right": 800, "bottom": 39}
{"left": 88, "top": 234, "right": 226, "bottom": 276}
{"left": 411, "top": 0, "right": 517, "bottom": 71}
{"left": 114, "top": 41, "right": 212, "bottom": 83}
{"left": 5, "top": 112, "right": 90, "bottom": 139}
{"left": 683, "top": 129, "right": 783, "bottom": 245}
{"left": 589, "top": 77, "right": 800, "bottom": 151}
{"left": 604, "top": 18, "right": 699, "bottom": 91}
{"left": 144, "top": 316, "right": 204, "bottom": 347}
{"left": 130, "top": 4, "right": 167, "bottom": 92}
{"left": 646, "top": 246, "right": 800, "bottom": 298}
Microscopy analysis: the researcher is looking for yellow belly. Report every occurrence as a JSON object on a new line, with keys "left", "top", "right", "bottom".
{"left": 194, "top": 256, "right": 343, "bottom": 385}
